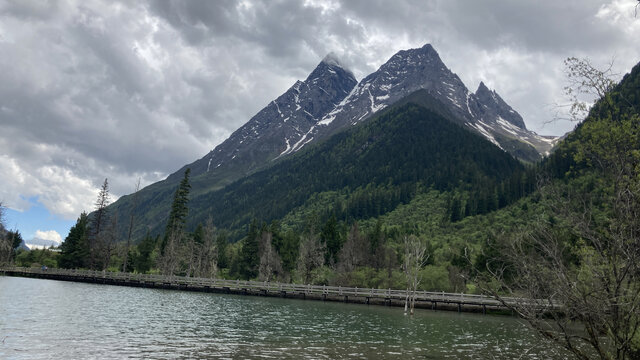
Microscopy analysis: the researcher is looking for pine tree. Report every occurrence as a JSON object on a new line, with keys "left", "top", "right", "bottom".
{"left": 238, "top": 219, "right": 260, "bottom": 279}
{"left": 320, "top": 214, "right": 341, "bottom": 265}
{"left": 162, "top": 168, "right": 191, "bottom": 252}
{"left": 59, "top": 213, "right": 89, "bottom": 269}
{"left": 89, "top": 178, "right": 110, "bottom": 269}
{"left": 216, "top": 231, "right": 229, "bottom": 269}
{"left": 159, "top": 168, "right": 191, "bottom": 275}
{"left": 134, "top": 232, "right": 156, "bottom": 273}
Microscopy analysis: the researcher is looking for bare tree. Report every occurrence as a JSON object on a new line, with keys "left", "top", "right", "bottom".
{"left": 558, "top": 57, "right": 617, "bottom": 122}
{"left": 336, "top": 223, "right": 369, "bottom": 274}
{"left": 159, "top": 229, "right": 183, "bottom": 276}
{"left": 258, "top": 231, "right": 284, "bottom": 282}
{"left": 0, "top": 202, "right": 5, "bottom": 232}
{"left": 0, "top": 202, "right": 11, "bottom": 264}
{"left": 199, "top": 216, "right": 219, "bottom": 278}
{"left": 403, "top": 235, "right": 429, "bottom": 316}
{"left": 101, "top": 212, "right": 118, "bottom": 270}
{"left": 89, "top": 178, "right": 110, "bottom": 269}
{"left": 296, "top": 232, "right": 325, "bottom": 284}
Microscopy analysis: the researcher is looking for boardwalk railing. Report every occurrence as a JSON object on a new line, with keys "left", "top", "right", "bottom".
{"left": 0, "top": 266, "right": 560, "bottom": 314}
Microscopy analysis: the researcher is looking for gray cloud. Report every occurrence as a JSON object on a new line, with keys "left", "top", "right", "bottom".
{"left": 0, "top": 0, "right": 638, "bottom": 220}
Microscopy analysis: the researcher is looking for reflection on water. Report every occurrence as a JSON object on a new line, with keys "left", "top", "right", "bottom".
{"left": 0, "top": 276, "right": 567, "bottom": 359}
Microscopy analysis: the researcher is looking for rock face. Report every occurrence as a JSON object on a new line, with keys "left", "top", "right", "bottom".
{"left": 176, "top": 44, "right": 557, "bottom": 186}
{"left": 471, "top": 82, "right": 559, "bottom": 158}
{"left": 279, "top": 44, "right": 557, "bottom": 161}
{"left": 167, "top": 54, "right": 358, "bottom": 184}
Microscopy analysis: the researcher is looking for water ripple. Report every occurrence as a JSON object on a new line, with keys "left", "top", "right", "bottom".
{"left": 0, "top": 276, "right": 568, "bottom": 359}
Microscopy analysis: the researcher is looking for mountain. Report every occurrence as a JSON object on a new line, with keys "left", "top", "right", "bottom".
{"left": 183, "top": 95, "right": 530, "bottom": 240}
{"left": 108, "top": 55, "right": 357, "bottom": 238}
{"left": 283, "top": 44, "right": 557, "bottom": 162}
{"left": 107, "top": 44, "right": 556, "bottom": 242}
{"left": 18, "top": 240, "right": 30, "bottom": 251}
{"left": 168, "top": 53, "right": 357, "bottom": 188}
{"left": 25, "top": 236, "right": 60, "bottom": 250}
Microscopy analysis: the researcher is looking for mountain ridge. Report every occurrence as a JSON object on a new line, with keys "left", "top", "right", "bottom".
{"left": 106, "top": 44, "right": 558, "bottom": 242}
{"left": 286, "top": 44, "right": 557, "bottom": 161}
{"left": 184, "top": 94, "right": 530, "bottom": 240}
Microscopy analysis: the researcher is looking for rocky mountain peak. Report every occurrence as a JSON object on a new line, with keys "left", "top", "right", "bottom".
{"left": 167, "top": 53, "right": 358, "bottom": 181}
{"left": 303, "top": 44, "right": 470, "bottom": 138}
{"left": 286, "top": 44, "right": 555, "bottom": 161}
{"left": 304, "top": 52, "right": 357, "bottom": 83}
{"left": 320, "top": 52, "right": 353, "bottom": 74}
{"left": 474, "top": 81, "right": 527, "bottom": 130}
{"left": 380, "top": 43, "right": 445, "bottom": 74}
{"left": 476, "top": 81, "right": 490, "bottom": 94}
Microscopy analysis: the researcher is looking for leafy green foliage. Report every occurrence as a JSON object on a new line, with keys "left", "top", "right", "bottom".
{"left": 133, "top": 232, "right": 157, "bottom": 273}
{"left": 15, "top": 248, "right": 58, "bottom": 268}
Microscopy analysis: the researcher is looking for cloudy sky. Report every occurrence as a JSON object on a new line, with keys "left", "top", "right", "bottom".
{"left": 1, "top": 0, "right": 639, "bottom": 242}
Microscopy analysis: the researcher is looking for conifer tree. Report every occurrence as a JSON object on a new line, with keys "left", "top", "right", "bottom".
{"left": 159, "top": 168, "right": 191, "bottom": 274}
{"left": 89, "top": 178, "right": 110, "bottom": 269}
{"left": 163, "top": 168, "right": 191, "bottom": 249}
{"left": 320, "top": 214, "right": 341, "bottom": 265}
{"left": 134, "top": 231, "right": 156, "bottom": 273}
{"left": 216, "top": 231, "right": 229, "bottom": 269}
{"left": 59, "top": 212, "right": 89, "bottom": 269}
{"left": 238, "top": 219, "right": 260, "bottom": 279}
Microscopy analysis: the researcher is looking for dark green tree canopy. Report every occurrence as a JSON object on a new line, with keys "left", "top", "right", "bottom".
{"left": 59, "top": 212, "right": 89, "bottom": 269}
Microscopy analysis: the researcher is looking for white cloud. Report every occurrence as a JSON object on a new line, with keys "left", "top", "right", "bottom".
{"left": 33, "top": 230, "right": 62, "bottom": 244}
{"left": 0, "top": 0, "right": 639, "bottom": 221}
{"left": 27, "top": 229, "right": 63, "bottom": 249}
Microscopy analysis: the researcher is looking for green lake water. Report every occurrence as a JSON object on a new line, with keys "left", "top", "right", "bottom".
{"left": 0, "top": 276, "right": 568, "bottom": 359}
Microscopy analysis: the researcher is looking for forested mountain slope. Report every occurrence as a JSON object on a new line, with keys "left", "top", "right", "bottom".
{"left": 180, "top": 92, "right": 532, "bottom": 240}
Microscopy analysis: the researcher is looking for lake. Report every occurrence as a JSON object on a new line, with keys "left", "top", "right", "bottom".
{"left": 0, "top": 276, "right": 567, "bottom": 359}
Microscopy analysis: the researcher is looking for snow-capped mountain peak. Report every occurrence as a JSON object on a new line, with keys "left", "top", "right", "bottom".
{"left": 167, "top": 54, "right": 358, "bottom": 181}
{"left": 169, "top": 44, "right": 557, "bottom": 184}
{"left": 284, "top": 44, "right": 557, "bottom": 161}
{"left": 321, "top": 52, "right": 353, "bottom": 75}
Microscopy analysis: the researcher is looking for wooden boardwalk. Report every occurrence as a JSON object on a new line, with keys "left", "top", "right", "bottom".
{"left": 1, "top": 267, "right": 525, "bottom": 314}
